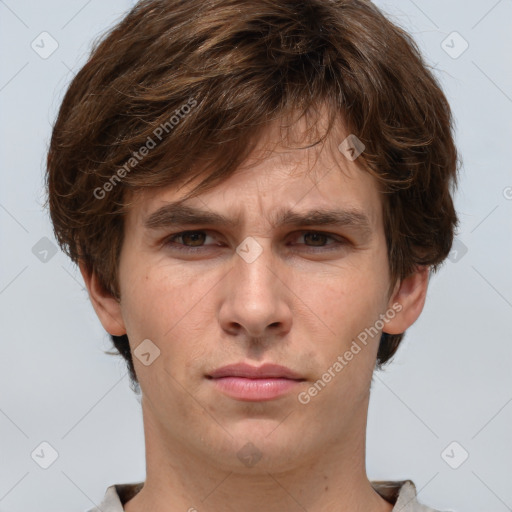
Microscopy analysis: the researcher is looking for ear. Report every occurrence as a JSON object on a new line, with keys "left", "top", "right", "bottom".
{"left": 383, "top": 265, "right": 430, "bottom": 335}
{"left": 79, "top": 261, "right": 126, "bottom": 336}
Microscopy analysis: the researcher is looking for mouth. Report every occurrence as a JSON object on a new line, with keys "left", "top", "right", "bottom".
{"left": 206, "top": 363, "right": 306, "bottom": 402}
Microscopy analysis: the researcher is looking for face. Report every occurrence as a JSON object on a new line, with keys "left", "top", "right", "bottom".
{"left": 86, "top": 115, "right": 426, "bottom": 474}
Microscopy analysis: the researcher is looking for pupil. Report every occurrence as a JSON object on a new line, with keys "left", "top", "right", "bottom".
{"left": 305, "top": 233, "right": 325, "bottom": 246}
{"left": 184, "top": 232, "right": 205, "bottom": 246}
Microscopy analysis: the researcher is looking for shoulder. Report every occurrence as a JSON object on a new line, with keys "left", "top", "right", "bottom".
{"left": 84, "top": 482, "right": 144, "bottom": 512}
{"left": 371, "top": 479, "right": 453, "bottom": 512}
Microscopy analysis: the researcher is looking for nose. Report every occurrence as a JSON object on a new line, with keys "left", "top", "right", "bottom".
{"left": 218, "top": 240, "right": 293, "bottom": 340}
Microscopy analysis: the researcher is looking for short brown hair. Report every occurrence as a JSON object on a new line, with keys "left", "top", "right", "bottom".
{"left": 46, "top": 0, "right": 459, "bottom": 387}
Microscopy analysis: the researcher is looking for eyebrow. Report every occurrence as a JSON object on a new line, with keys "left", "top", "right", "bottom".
{"left": 143, "top": 202, "right": 373, "bottom": 237}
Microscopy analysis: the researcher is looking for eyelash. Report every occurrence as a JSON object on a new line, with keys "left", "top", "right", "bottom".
{"left": 162, "top": 230, "right": 346, "bottom": 253}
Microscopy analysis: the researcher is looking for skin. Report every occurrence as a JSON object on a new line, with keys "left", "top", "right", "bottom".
{"left": 81, "top": 112, "right": 429, "bottom": 512}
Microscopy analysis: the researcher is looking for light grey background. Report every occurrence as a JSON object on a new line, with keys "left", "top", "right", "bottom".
{"left": 1, "top": 1, "right": 511, "bottom": 511}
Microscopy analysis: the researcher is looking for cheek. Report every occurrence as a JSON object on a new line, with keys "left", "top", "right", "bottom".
{"left": 120, "top": 256, "right": 193, "bottom": 324}
{"left": 301, "top": 270, "right": 388, "bottom": 402}
{"left": 296, "top": 253, "right": 389, "bottom": 333}
{"left": 120, "top": 260, "right": 219, "bottom": 362}
{"left": 119, "top": 268, "right": 167, "bottom": 340}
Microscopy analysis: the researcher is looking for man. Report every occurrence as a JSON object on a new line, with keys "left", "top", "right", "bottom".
{"left": 46, "top": 0, "right": 459, "bottom": 510}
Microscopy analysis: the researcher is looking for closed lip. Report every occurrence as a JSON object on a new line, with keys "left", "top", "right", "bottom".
{"left": 207, "top": 363, "right": 304, "bottom": 380}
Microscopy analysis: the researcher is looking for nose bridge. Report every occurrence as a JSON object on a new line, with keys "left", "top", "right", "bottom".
{"left": 219, "top": 237, "right": 291, "bottom": 337}
{"left": 235, "top": 238, "right": 275, "bottom": 299}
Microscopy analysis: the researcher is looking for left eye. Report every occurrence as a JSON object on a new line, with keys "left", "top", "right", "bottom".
{"left": 298, "top": 232, "right": 338, "bottom": 247}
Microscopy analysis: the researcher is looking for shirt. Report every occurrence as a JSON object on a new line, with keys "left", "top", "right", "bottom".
{"left": 86, "top": 479, "right": 447, "bottom": 511}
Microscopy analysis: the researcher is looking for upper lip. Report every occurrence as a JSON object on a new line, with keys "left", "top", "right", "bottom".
{"left": 207, "top": 363, "right": 304, "bottom": 380}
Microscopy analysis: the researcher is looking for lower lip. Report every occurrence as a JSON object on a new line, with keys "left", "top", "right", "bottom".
{"left": 209, "top": 377, "right": 303, "bottom": 401}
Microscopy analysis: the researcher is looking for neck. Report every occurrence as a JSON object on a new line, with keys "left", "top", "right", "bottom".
{"left": 124, "top": 395, "right": 393, "bottom": 512}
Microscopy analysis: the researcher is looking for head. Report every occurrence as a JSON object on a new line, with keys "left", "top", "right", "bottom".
{"left": 46, "top": 0, "right": 458, "bottom": 467}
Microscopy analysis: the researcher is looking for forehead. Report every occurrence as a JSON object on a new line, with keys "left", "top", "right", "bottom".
{"left": 125, "top": 113, "right": 383, "bottom": 230}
